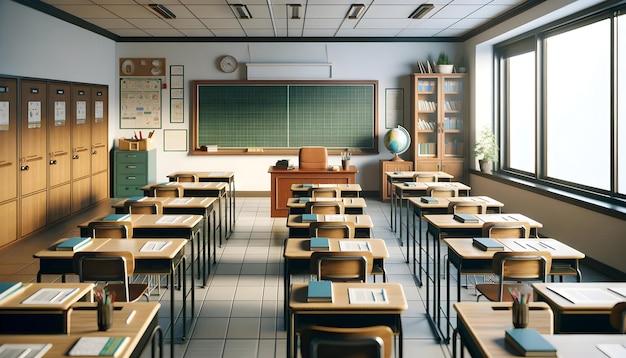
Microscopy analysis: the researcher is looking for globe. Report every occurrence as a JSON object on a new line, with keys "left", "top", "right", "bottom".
{"left": 383, "top": 125, "right": 411, "bottom": 161}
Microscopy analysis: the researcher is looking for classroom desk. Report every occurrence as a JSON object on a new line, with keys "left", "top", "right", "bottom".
{"left": 533, "top": 282, "right": 626, "bottom": 333}
{"left": 167, "top": 171, "right": 236, "bottom": 238}
{"left": 141, "top": 181, "right": 228, "bottom": 243}
{"left": 0, "top": 301, "right": 162, "bottom": 358}
{"left": 285, "top": 197, "right": 367, "bottom": 215}
{"left": 282, "top": 238, "right": 390, "bottom": 327}
{"left": 422, "top": 213, "right": 543, "bottom": 343}
{"left": 409, "top": 196, "right": 504, "bottom": 277}
{"left": 286, "top": 214, "right": 373, "bottom": 238}
{"left": 268, "top": 166, "right": 358, "bottom": 217}
{"left": 385, "top": 171, "right": 453, "bottom": 224}
{"left": 112, "top": 196, "right": 219, "bottom": 276}
{"left": 78, "top": 214, "right": 206, "bottom": 286}
{"left": 288, "top": 282, "right": 407, "bottom": 358}
{"left": 391, "top": 181, "right": 471, "bottom": 244}
{"left": 33, "top": 238, "right": 191, "bottom": 357}
{"left": 443, "top": 238, "right": 584, "bottom": 343}
{"left": 289, "top": 183, "right": 363, "bottom": 198}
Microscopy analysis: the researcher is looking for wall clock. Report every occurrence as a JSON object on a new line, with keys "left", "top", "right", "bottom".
{"left": 219, "top": 55, "right": 238, "bottom": 73}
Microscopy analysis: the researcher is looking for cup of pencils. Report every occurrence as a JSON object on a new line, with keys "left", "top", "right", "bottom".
{"left": 96, "top": 288, "right": 115, "bottom": 331}
{"left": 510, "top": 287, "right": 530, "bottom": 328}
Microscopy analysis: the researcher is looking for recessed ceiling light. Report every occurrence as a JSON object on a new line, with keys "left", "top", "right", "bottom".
{"left": 346, "top": 4, "right": 365, "bottom": 19}
{"left": 409, "top": 4, "right": 434, "bottom": 19}
{"left": 146, "top": 4, "right": 176, "bottom": 19}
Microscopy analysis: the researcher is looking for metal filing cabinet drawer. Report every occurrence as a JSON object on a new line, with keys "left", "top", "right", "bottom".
{"left": 113, "top": 149, "right": 156, "bottom": 198}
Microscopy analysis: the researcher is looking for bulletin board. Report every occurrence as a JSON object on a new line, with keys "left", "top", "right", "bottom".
{"left": 119, "top": 78, "right": 162, "bottom": 129}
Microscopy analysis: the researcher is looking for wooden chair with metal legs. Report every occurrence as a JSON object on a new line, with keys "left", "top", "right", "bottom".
{"left": 73, "top": 251, "right": 149, "bottom": 302}
{"left": 87, "top": 221, "right": 133, "bottom": 238}
{"left": 311, "top": 251, "right": 374, "bottom": 283}
{"left": 300, "top": 325, "right": 394, "bottom": 358}
{"left": 123, "top": 200, "right": 163, "bottom": 214}
{"left": 309, "top": 221, "right": 355, "bottom": 239}
{"left": 171, "top": 173, "right": 198, "bottom": 182}
{"left": 610, "top": 302, "right": 626, "bottom": 333}
{"left": 151, "top": 184, "right": 184, "bottom": 197}
{"left": 426, "top": 186, "right": 458, "bottom": 198}
{"left": 482, "top": 221, "right": 531, "bottom": 239}
{"left": 305, "top": 201, "right": 345, "bottom": 215}
{"left": 413, "top": 173, "right": 438, "bottom": 182}
{"left": 447, "top": 201, "right": 487, "bottom": 214}
{"left": 475, "top": 251, "right": 552, "bottom": 302}
{"left": 309, "top": 187, "right": 341, "bottom": 199}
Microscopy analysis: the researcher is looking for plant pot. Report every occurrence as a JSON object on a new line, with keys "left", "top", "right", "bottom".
{"left": 479, "top": 159, "right": 492, "bottom": 174}
{"left": 458, "top": 67, "right": 467, "bottom": 73}
{"left": 435, "top": 64, "right": 454, "bottom": 74}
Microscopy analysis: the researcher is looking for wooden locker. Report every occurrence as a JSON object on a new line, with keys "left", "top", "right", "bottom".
{"left": 71, "top": 84, "right": 92, "bottom": 213}
{"left": 20, "top": 80, "right": 48, "bottom": 196}
{"left": 90, "top": 85, "right": 109, "bottom": 203}
{"left": 0, "top": 78, "right": 18, "bottom": 246}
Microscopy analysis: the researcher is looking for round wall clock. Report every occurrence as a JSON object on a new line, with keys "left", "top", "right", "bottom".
{"left": 219, "top": 55, "right": 238, "bottom": 73}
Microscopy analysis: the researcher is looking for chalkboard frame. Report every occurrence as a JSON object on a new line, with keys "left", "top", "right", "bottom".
{"left": 191, "top": 80, "right": 378, "bottom": 155}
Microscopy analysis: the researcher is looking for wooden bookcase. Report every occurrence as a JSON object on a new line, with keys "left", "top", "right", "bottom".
{"left": 379, "top": 160, "right": 413, "bottom": 201}
{"left": 410, "top": 73, "right": 466, "bottom": 182}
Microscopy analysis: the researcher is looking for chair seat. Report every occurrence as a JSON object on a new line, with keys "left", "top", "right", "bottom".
{"left": 104, "top": 283, "right": 149, "bottom": 302}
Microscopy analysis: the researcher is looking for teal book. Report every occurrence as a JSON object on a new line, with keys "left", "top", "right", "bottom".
{"left": 472, "top": 237, "right": 504, "bottom": 251}
{"left": 68, "top": 336, "right": 130, "bottom": 356}
{"left": 299, "top": 197, "right": 311, "bottom": 203}
{"left": 405, "top": 182, "right": 417, "bottom": 187}
{"left": 307, "top": 280, "right": 333, "bottom": 302}
{"left": 301, "top": 183, "right": 313, "bottom": 188}
{"left": 56, "top": 237, "right": 93, "bottom": 251}
{"left": 420, "top": 196, "right": 438, "bottom": 204}
{"left": 0, "top": 282, "right": 23, "bottom": 302}
{"left": 504, "top": 328, "right": 557, "bottom": 357}
{"left": 102, "top": 213, "right": 131, "bottom": 222}
{"left": 309, "top": 237, "right": 330, "bottom": 251}
{"left": 301, "top": 214, "right": 318, "bottom": 222}
{"left": 453, "top": 213, "right": 479, "bottom": 223}
{"left": 126, "top": 196, "right": 147, "bottom": 202}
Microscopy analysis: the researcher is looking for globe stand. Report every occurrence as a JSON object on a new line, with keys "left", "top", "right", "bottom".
{"left": 390, "top": 153, "right": 404, "bottom": 161}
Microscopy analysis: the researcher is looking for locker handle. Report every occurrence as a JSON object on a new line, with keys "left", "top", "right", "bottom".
{"left": 52, "top": 151, "right": 69, "bottom": 157}
{"left": 126, "top": 165, "right": 137, "bottom": 169}
{"left": 20, "top": 165, "right": 29, "bottom": 171}
{"left": 0, "top": 161, "right": 12, "bottom": 168}
{"left": 49, "top": 160, "right": 57, "bottom": 165}
{"left": 25, "top": 156, "right": 43, "bottom": 163}
{"left": 126, "top": 176, "right": 137, "bottom": 180}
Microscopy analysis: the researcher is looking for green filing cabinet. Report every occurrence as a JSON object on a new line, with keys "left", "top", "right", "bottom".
{"left": 114, "top": 149, "right": 156, "bottom": 198}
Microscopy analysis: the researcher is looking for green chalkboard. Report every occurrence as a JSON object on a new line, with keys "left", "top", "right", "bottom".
{"left": 191, "top": 80, "right": 378, "bottom": 154}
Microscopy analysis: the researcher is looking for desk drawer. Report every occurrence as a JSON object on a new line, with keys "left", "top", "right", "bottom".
{"left": 117, "top": 162, "right": 148, "bottom": 174}
{"left": 114, "top": 184, "right": 144, "bottom": 197}
{"left": 115, "top": 151, "right": 149, "bottom": 163}
{"left": 117, "top": 173, "right": 148, "bottom": 185}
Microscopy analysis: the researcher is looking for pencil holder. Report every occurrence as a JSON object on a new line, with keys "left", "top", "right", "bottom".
{"left": 97, "top": 302, "right": 114, "bottom": 331}
{"left": 512, "top": 301, "right": 529, "bottom": 328}
{"left": 342, "top": 159, "right": 350, "bottom": 170}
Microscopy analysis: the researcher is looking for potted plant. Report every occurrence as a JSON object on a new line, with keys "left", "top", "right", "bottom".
{"left": 458, "top": 57, "right": 467, "bottom": 73}
{"left": 435, "top": 52, "right": 454, "bottom": 74}
{"left": 474, "top": 126, "right": 498, "bottom": 173}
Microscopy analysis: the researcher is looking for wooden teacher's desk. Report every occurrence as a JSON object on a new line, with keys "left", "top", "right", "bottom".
{"left": 286, "top": 214, "right": 373, "bottom": 238}
{"left": 286, "top": 197, "right": 367, "bottom": 215}
{"left": 268, "top": 166, "right": 358, "bottom": 217}
{"left": 288, "top": 282, "right": 407, "bottom": 358}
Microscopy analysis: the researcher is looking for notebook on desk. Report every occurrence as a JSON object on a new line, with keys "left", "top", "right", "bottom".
{"left": 307, "top": 281, "right": 333, "bottom": 303}
{"left": 56, "top": 237, "right": 92, "bottom": 251}
{"left": 505, "top": 328, "right": 557, "bottom": 357}
{"left": 453, "top": 213, "right": 479, "bottom": 223}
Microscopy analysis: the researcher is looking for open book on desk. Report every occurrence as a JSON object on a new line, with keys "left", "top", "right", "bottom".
{"left": 68, "top": 337, "right": 129, "bottom": 357}
{"left": 348, "top": 288, "right": 388, "bottom": 304}
{"left": 140, "top": 241, "right": 171, "bottom": 252}
{"left": 22, "top": 288, "right": 78, "bottom": 305}
{"left": 0, "top": 343, "right": 52, "bottom": 358}
{"left": 339, "top": 241, "right": 370, "bottom": 251}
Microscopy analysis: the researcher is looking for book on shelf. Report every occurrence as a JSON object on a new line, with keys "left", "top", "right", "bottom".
{"left": 0, "top": 343, "right": 52, "bottom": 358}
{"left": 0, "top": 282, "right": 23, "bottom": 302}
{"left": 101, "top": 213, "right": 130, "bottom": 222}
{"left": 301, "top": 214, "right": 319, "bottom": 222}
{"left": 56, "top": 237, "right": 93, "bottom": 251}
{"left": 453, "top": 213, "right": 479, "bottom": 223}
{"left": 472, "top": 237, "right": 504, "bottom": 251}
{"left": 420, "top": 196, "right": 438, "bottom": 204}
{"left": 68, "top": 337, "right": 129, "bottom": 357}
{"left": 22, "top": 287, "right": 78, "bottom": 305}
{"left": 504, "top": 328, "right": 557, "bottom": 357}
{"left": 307, "top": 280, "right": 333, "bottom": 303}
{"left": 140, "top": 240, "right": 171, "bottom": 252}
{"left": 309, "top": 237, "right": 330, "bottom": 251}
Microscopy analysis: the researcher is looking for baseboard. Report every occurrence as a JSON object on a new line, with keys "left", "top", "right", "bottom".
{"left": 581, "top": 256, "right": 626, "bottom": 281}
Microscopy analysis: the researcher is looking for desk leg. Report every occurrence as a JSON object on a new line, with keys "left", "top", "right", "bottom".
{"left": 390, "top": 187, "right": 395, "bottom": 231}
{"left": 230, "top": 178, "right": 236, "bottom": 229}
{"left": 170, "top": 260, "right": 176, "bottom": 358}
{"left": 212, "top": 209, "right": 218, "bottom": 264}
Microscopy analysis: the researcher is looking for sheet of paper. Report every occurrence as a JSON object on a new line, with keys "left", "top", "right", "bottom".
{"left": 547, "top": 286, "right": 622, "bottom": 304}
{"left": 22, "top": 288, "right": 78, "bottom": 304}
{"left": 597, "top": 344, "right": 626, "bottom": 358}
{"left": 156, "top": 216, "right": 181, "bottom": 224}
{"left": 348, "top": 288, "right": 388, "bottom": 304}
{"left": 140, "top": 241, "right": 171, "bottom": 252}
{"left": 324, "top": 215, "right": 346, "bottom": 222}
{"left": 169, "top": 198, "right": 192, "bottom": 205}
{"left": 339, "top": 241, "right": 370, "bottom": 251}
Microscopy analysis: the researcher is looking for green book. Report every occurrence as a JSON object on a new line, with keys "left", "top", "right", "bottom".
{"left": 307, "top": 280, "right": 333, "bottom": 302}
{"left": 56, "top": 237, "right": 93, "bottom": 251}
{"left": 309, "top": 237, "right": 329, "bottom": 251}
{"left": 68, "top": 336, "right": 129, "bottom": 356}
{"left": 453, "top": 213, "right": 479, "bottom": 223}
{"left": 102, "top": 213, "right": 130, "bottom": 222}
{"left": 299, "top": 197, "right": 311, "bottom": 203}
{"left": 504, "top": 328, "right": 557, "bottom": 357}
{"left": 301, "top": 214, "right": 318, "bottom": 222}
{"left": 472, "top": 237, "right": 504, "bottom": 251}
{"left": 125, "top": 196, "right": 147, "bottom": 202}
{"left": 0, "top": 282, "right": 23, "bottom": 302}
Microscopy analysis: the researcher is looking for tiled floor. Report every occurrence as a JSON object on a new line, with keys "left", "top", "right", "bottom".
{"left": 0, "top": 196, "right": 611, "bottom": 358}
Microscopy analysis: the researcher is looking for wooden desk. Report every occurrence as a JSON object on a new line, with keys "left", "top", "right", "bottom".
{"left": 443, "top": 238, "right": 584, "bottom": 343}
{"left": 385, "top": 170, "right": 453, "bottom": 204}
{"left": 268, "top": 166, "right": 358, "bottom": 217}
{"left": 288, "top": 282, "right": 407, "bottom": 358}
{"left": 282, "top": 238, "right": 390, "bottom": 326}
{"left": 408, "top": 196, "right": 504, "bottom": 278}
{"left": 423, "top": 213, "right": 543, "bottom": 343}
{"left": 0, "top": 302, "right": 161, "bottom": 358}
{"left": 533, "top": 282, "right": 626, "bottom": 333}
{"left": 34, "top": 238, "right": 190, "bottom": 357}
{"left": 167, "top": 171, "right": 236, "bottom": 238}
{"left": 289, "top": 183, "right": 362, "bottom": 198}
{"left": 286, "top": 214, "right": 373, "bottom": 238}
{"left": 285, "top": 197, "right": 367, "bottom": 215}
{"left": 112, "top": 196, "right": 218, "bottom": 280}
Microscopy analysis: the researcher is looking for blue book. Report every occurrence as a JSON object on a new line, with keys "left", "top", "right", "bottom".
{"left": 301, "top": 183, "right": 313, "bottom": 188}
{"left": 472, "top": 237, "right": 504, "bottom": 251}
{"left": 309, "top": 237, "right": 330, "bottom": 251}
{"left": 56, "top": 237, "right": 93, "bottom": 251}
{"left": 0, "top": 282, "right": 23, "bottom": 302}
{"left": 453, "top": 213, "right": 479, "bottom": 223}
{"left": 505, "top": 328, "right": 557, "bottom": 356}
{"left": 102, "top": 213, "right": 131, "bottom": 221}
{"left": 126, "top": 196, "right": 147, "bottom": 202}
{"left": 299, "top": 197, "right": 311, "bottom": 203}
{"left": 301, "top": 214, "right": 318, "bottom": 222}
{"left": 307, "top": 280, "right": 333, "bottom": 302}
{"left": 405, "top": 182, "right": 417, "bottom": 187}
{"left": 420, "top": 196, "right": 438, "bottom": 204}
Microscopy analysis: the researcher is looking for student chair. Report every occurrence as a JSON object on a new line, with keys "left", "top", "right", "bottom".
{"left": 305, "top": 201, "right": 345, "bottom": 215}
{"left": 123, "top": 200, "right": 163, "bottom": 214}
{"left": 151, "top": 184, "right": 184, "bottom": 198}
{"left": 482, "top": 221, "right": 531, "bottom": 239}
{"left": 413, "top": 173, "right": 438, "bottom": 182}
{"left": 73, "top": 251, "right": 149, "bottom": 302}
{"left": 171, "top": 173, "right": 198, "bottom": 182}
{"left": 426, "top": 186, "right": 458, "bottom": 198}
{"left": 610, "top": 302, "right": 626, "bottom": 333}
{"left": 447, "top": 200, "right": 487, "bottom": 214}
{"left": 310, "top": 251, "right": 374, "bottom": 283}
{"left": 300, "top": 325, "right": 394, "bottom": 358}
{"left": 87, "top": 221, "right": 133, "bottom": 238}
{"left": 299, "top": 147, "right": 328, "bottom": 170}
{"left": 309, "top": 221, "right": 355, "bottom": 239}
{"left": 475, "top": 251, "right": 552, "bottom": 302}
{"left": 309, "top": 187, "right": 341, "bottom": 199}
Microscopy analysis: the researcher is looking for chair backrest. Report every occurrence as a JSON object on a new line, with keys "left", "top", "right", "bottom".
{"left": 310, "top": 251, "right": 373, "bottom": 282}
{"left": 482, "top": 221, "right": 531, "bottom": 239}
{"left": 427, "top": 186, "right": 458, "bottom": 197}
{"left": 448, "top": 200, "right": 487, "bottom": 214}
{"left": 300, "top": 325, "right": 394, "bottom": 358}
{"left": 123, "top": 200, "right": 163, "bottom": 214}
{"left": 87, "top": 221, "right": 133, "bottom": 238}
{"left": 491, "top": 251, "right": 552, "bottom": 301}
{"left": 309, "top": 221, "right": 356, "bottom": 239}
{"left": 73, "top": 251, "right": 135, "bottom": 301}
{"left": 413, "top": 173, "right": 438, "bottom": 182}
{"left": 172, "top": 173, "right": 198, "bottom": 182}
{"left": 309, "top": 187, "right": 341, "bottom": 198}
{"left": 299, "top": 147, "right": 328, "bottom": 170}
{"left": 610, "top": 302, "right": 626, "bottom": 333}
{"left": 305, "top": 201, "right": 345, "bottom": 215}
{"left": 151, "top": 184, "right": 184, "bottom": 197}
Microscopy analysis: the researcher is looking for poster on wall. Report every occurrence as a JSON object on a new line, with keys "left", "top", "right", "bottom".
{"left": 119, "top": 78, "right": 162, "bottom": 129}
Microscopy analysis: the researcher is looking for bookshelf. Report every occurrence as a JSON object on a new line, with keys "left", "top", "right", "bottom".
{"left": 410, "top": 73, "right": 466, "bottom": 182}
